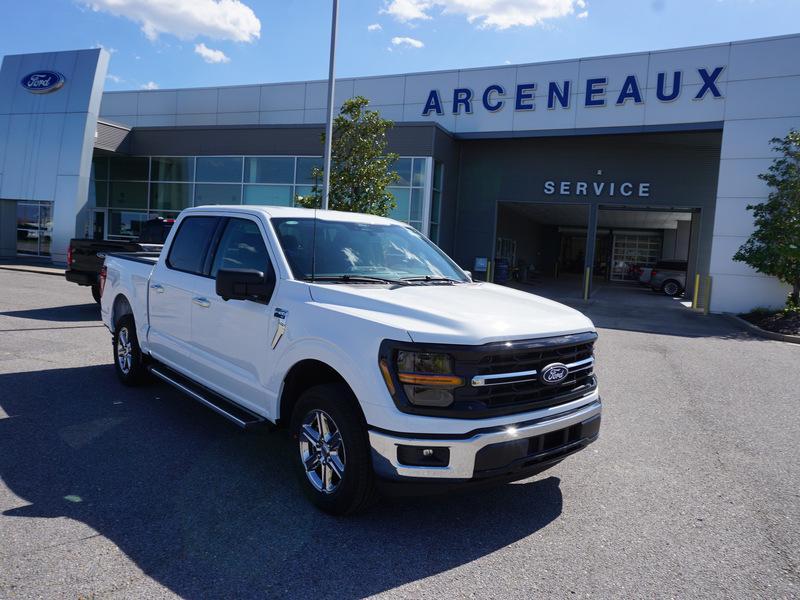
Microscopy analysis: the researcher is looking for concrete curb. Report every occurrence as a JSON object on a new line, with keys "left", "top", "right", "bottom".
{"left": 725, "top": 314, "right": 800, "bottom": 345}
{"left": 0, "top": 265, "right": 65, "bottom": 277}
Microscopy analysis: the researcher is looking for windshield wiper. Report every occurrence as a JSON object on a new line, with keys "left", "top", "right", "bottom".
{"left": 401, "top": 275, "right": 462, "bottom": 284}
{"left": 306, "top": 275, "right": 410, "bottom": 286}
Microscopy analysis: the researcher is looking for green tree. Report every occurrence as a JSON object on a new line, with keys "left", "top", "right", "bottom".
{"left": 295, "top": 96, "right": 399, "bottom": 216}
{"left": 734, "top": 129, "right": 800, "bottom": 307}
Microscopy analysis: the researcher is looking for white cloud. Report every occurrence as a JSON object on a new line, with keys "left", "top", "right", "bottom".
{"left": 106, "top": 73, "right": 124, "bottom": 83}
{"left": 367, "top": 23, "right": 383, "bottom": 31}
{"left": 383, "top": 0, "right": 588, "bottom": 29}
{"left": 382, "top": 0, "right": 432, "bottom": 22}
{"left": 194, "top": 42, "right": 231, "bottom": 63}
{"left": 86, "top": 0, "right": 261, "bottom": 42}
{"left": 391, "top": 36, "right": 424, "bottom": 48}
{"left": 577, "top": 10, "right": 588, "bottom": 18}
{"left": 140, "top": 81, "right": 159, "bottom": 90}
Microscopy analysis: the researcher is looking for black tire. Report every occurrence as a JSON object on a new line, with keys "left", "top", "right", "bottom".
{"left": 290, "top": 383, "right": 377, "bottom": 515}
{"left": 662, "top": 279, "right": 683, "bottom": 297}
{"left": 91, "top": 284, "right": 102, "bottom": 304}
{"left": 113, "top": 314, "right": 148, "bottom": 386}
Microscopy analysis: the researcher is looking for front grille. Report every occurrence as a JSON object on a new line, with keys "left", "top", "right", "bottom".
{"left": 475, "top": 339, "right": 594, "bottom": 376}
{"left": 449, "top": 332, "right": 598, "bottom": 418}
{"left": 380, "top": 331, "right": 598, "bottom": 419}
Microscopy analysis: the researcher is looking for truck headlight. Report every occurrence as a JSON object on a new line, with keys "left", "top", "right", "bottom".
{"left": 394, "top": 350, "right": 462, "bottom": 407}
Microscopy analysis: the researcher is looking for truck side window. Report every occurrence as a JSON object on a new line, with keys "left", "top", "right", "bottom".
{"left": 166, "top": 216, "right": 220, "bottom": 276}
{"left": 210, "top": 218, "right": 272, "bottom": 278}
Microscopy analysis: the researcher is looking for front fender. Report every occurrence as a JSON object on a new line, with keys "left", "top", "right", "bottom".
{"left": 267, "top": 303, "right": 410, "bottom": 425}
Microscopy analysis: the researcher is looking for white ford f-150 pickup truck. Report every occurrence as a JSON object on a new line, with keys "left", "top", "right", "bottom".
{"left": 101, "top": 205, "right": 601, "bottom": 514}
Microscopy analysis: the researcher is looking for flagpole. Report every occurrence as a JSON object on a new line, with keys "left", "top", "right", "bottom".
{"left": 321, "top": 0, "right": 339, "bottom": 210}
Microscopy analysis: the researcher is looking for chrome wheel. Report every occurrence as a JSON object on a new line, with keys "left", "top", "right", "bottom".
{"left": 663, "top": 281, "right": 680, "bottom": 296}
{"left": 298, "top": 409, "right": 346, "bottom": 494}
{"left": 117, "top": 327, "right": 133, "bottom": 375}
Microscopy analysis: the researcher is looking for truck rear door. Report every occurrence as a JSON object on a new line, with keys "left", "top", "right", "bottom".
{"left": 187, "top": 215, "right": 281, "bottom": 417}
{"left": 147, "top": 215, "right": 222, "bottom": 373}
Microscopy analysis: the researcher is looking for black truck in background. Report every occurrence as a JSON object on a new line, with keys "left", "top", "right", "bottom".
{"left": 65, "top": 217, "right": 174, "bottom": 303}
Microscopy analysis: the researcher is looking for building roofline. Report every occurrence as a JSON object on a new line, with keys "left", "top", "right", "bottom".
{"left": 101, "top": 32, "right": 800, "bottom": 96}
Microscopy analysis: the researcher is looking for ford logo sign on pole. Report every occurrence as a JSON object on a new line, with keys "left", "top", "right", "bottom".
{"left": 20, "top": 71, "right": 65, "bottom": 94}
{"left": 540, "top": 363, "right": 569, "bottom": 385}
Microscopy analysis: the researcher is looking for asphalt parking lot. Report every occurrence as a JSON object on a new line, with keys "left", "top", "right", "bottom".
{"left": 0, "top": 268, "right": 798, "bottom": 599}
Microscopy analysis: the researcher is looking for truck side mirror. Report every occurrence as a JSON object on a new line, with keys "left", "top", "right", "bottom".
{"left": 216, "top": 268, "right": 275, "bottom": 303}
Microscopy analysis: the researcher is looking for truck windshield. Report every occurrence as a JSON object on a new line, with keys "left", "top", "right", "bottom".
{"left": 271, "top": 218, "right": 469, "bottom": 283}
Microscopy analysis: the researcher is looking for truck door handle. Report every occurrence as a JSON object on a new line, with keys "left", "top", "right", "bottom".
{"left": 192, "top": 297, "right": 210, "bottom": 308}
{"left": 150, "top": 283, "right": 164, "bottom": 293}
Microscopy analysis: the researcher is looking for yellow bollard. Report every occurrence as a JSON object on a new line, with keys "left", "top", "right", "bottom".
{"left": 583, "top": 266, "right": 591, "bottom": 301}
{"left": 692, "top": 273, "right": 701, "bottom": 309}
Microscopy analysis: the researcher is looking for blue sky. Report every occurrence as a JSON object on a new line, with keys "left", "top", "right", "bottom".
{"left": 1, "top": 0, "right": 799, "bottom": 91}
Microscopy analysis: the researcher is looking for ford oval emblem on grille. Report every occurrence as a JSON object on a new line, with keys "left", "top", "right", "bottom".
{"left": 540, "top": 363, "right": 569, "bottom": 385}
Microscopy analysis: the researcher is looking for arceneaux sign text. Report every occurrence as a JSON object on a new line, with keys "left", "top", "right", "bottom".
{"left": 422, "top": 67, "right": 724, "bottom": 116}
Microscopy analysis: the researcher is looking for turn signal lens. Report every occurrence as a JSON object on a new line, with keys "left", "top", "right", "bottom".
{"left": 379, "top": 359, "right": 395, "bottom": 395}
{"left": 397, "top": 373, "right": 463, "bottom": 387}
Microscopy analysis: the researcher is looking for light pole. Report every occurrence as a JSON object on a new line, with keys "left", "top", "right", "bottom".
{"left": 321, "top": 0, "right": 339, "bottom": 210}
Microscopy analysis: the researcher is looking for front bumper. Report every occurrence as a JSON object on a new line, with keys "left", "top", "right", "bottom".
{"left": 369, "top": 396, "right": 601, "bottom": 482}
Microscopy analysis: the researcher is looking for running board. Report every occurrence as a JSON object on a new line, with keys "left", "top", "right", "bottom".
{"left": 148, "top": 364, "right": 267, "bottom": 429}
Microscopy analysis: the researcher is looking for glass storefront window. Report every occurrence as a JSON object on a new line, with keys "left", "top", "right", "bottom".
{"left": 150, "top": 183, "right": 192, "bottom": 211}
{"left": 16, "top": 202, "right": 54, "bottom": 255}
{"left": 89, "top": 153, "right": 433, "bottom": 240}
{"left": 151, "top": 157, "right": 194, "bottom": 182}
{"left": 39, "top": 203, "right": 53, "bottom": 255}
{"left": 148, "top": 210, "right": 180, "bottom": 222}
{"left": 109, "top": 210, "right": 149, "bottom": 238}
{"left": 388, "top": 187, "right": 410, "bottom": 222}
{"left": 92, "top": 157, "right": 109, "bottom": 181}
{"left": 91, "top": 180, "right": 109, "bottom": 207}
{"left": 196, "top": 157, "right": 243, "bottom": 182}
{"left": 393, "top": 158, "right": 412, "bottom": 186}
{"left": 293, "top": 185, "right": 317, "bottom": 206}
{"left": 296, "top": 157, "right": 323, "bottom": 185}
{"left": 410, "top": 188, "right": 424, "bottom": 222}
{"left": 109, "top": 182, "right": 148, "bottom": 209}
{"left": 245, "top": 157, "right": 294, "bottom": 184}
{"left": 194, "top": 183, "right": 242, "bottom": 205}
{"left": 243, "top": 185, "right": 293, "bottom": 206}
{"left": 109, "top": 157, "right": 149, "bottom": 181}
{"left": 412, "top": 158, "right": 426, "bottom": 187}
{"left": 429, "top": 161, "right": 444, "bottom": 244}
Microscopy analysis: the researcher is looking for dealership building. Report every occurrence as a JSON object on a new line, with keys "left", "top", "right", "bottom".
{"left": 0, "top": 33, "right": 798, "bottom": 313}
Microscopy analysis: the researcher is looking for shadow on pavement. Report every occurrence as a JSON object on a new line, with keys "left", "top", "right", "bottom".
{"left": 0, "top": 365, "right": 562, "bottom": 598}
{"left": 0, "top": 304, "right": 100, "bottom": 323}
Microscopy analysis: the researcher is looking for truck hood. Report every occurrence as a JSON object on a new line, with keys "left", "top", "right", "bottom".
{"left": 308, "top": 281, "right": 594, "bottom": 345}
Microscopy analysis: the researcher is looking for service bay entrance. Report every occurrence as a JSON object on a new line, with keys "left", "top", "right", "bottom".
{"left": 494, "top": 202, "right": 700, "bottom": 303}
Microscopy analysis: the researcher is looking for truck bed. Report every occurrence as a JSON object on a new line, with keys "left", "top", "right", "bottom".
{"left": 105, "top": 251, "right": 161, "bottom": 265}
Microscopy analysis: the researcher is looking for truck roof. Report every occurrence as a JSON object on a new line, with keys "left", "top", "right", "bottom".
{"left": 181, "top": 204, "right": 402, "bottom": 226}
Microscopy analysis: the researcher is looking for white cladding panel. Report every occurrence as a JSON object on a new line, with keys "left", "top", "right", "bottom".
{"left": 177, "top": 88, "right": 218, "bottom": 114}
{"left": 218, "top": 85, "right": 260, "bottom": 113}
